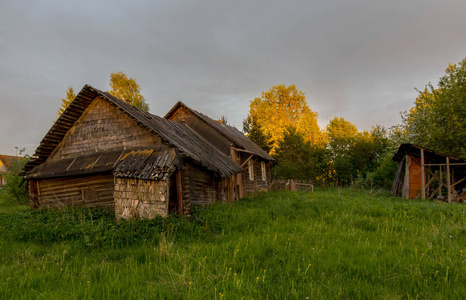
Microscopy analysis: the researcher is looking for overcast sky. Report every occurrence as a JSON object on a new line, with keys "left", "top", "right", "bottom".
{"left": 1, "top": 0, "right": 465, "bottom": 155}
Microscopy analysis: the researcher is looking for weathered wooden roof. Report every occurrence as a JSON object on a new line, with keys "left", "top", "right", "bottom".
{"left": 25, "top": 149, "right": 128, "bottom": 179}
{"left": 25, "top": 85, "right": 243, "bottom": 178}
{"left": 393, "top": 143, "right": 466, "bottom": 164}
{"left": 114, "top": 146, "right": 179, "bottom": 181}
{"left": 165, "top": 101, "right": 274, "bottom": 161}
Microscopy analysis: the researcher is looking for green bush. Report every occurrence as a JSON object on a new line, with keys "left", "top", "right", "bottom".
{"left": 0, "top": 157, "right": 29, "bottom": 205}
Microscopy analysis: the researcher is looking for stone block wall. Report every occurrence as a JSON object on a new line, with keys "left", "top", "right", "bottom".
{"left": 114, "top": 177, "right": 168, "bottom": 219}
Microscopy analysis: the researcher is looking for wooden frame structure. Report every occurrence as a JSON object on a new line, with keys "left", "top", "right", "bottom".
{"left": 391, "top": 144, "right": 466, "bottom": 202}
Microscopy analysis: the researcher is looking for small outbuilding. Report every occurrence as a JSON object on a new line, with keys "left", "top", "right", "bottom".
{"left": 391, "top": 144, "right": 466, "bottom": 202}
{"left": 24, "top": 85, "right": 245, "bottom": 218}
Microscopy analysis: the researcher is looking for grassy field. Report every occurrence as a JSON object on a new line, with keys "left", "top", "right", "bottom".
{"left": 0, "top": 189, "right": 465, "bottom": 299}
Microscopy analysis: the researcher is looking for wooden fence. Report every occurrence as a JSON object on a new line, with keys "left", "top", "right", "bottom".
{"left": 271, "top": 179, "right": 314, "bottom": 192}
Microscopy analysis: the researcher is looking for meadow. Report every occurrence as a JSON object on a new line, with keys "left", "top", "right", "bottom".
{"left": 0, "top": 189, "right": 465, "bottom": 299}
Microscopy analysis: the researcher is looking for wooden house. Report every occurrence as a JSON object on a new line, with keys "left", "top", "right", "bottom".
{"left": 24, "top": 85, "right": 244, "bottom": 218}
{"left": 165, "top": 101, "right": 274, "bottom": 198}
{"left": 391, "top": 144, "right": 466, "bottom": 202}
{"left": 0, "top": 155, "right": 22, "bottom": 188}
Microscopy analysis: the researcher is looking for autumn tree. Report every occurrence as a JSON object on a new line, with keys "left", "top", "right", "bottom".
{"left": 403, "top": 57, "right": 466, "bottom": 158}
{"left": 109, "top": 71, "right": 149, "bottom": 111}
{"left": 57, "top": 86, "right": 76, "bottom": 117}
{"left": 248, "top": 84, "right": 324, "bottom": 153}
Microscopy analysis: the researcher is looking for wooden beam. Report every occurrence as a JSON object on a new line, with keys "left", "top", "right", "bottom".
{"left": 240, "top": 154, "right": 254, "bottom": 168}
{"left": 176, "top": 170, "right": 183, "bottom": 216}
{"left": 424, "top": 163, "right": 466, "bottom": 167}
{"left": 439, "top": 166, "right": 442, "bottom": 197}
{"left": 421, "top": 149, "right": 425, "bottom": 199}
{"left": 446, "top": 157, "right": 451, "bottom": 203}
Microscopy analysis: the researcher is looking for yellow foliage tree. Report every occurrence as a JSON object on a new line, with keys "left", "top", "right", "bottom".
{"left": 249, "top": 84, "right": 324, "bottom": 153}
{"left": 57, "top": 86, "right": 76, "bottom": 117}
{"left": 109, "top": 72, "right": 149, "bottom": 111}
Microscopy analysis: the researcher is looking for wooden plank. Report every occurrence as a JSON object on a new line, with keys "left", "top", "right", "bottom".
{"left": 176, "top": 170, "right": 183, "bottom": 216}
{"left": 420, "top": 149, "right": 425, "bottom": 199}
{"left": 446, "top": 157, "right": 451, "bottom": 203}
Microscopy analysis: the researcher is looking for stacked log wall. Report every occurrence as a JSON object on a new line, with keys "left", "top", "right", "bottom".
{"left": 114, "top": 177, "right": 168, "bottom": 219}
{"left": 30, "top": 175, "right": 115, "bottom": 210}
{"left": 184, "top": 162, "right": 218, "bottom": 206}
{"left": 51, "top": 97, "right": 160, "bottom": 161}
{"left": 244, "top": 160, "right": 269, "bottom": 195}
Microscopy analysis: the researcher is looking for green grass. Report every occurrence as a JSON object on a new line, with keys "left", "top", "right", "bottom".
{"left": 0, "top": 189, "right": 465, "bottom": 299}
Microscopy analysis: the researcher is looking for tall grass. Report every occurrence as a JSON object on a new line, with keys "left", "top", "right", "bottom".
{"left": 0, "top": 189, "right": 465, "bottom": 299}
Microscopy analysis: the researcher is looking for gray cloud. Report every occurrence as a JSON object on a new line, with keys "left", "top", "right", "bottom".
{"left": 1, "top": 0, "right": 465, "bottom": 154}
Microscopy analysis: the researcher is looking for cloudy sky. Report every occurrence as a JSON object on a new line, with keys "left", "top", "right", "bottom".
{"left": 1, "top": 0, "right": 465, "bottom": 155}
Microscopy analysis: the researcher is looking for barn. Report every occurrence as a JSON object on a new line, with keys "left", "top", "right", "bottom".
{"left": 24, "top": 85, "right": 245, "bottom": 218}
{"left": 391, "top": 144, "right": 466, "bottom": 202}
{"left": 165, "top": 101, "right": 274, "bottom": 198}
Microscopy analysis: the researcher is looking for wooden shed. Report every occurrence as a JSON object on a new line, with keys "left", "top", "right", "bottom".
{"left": 24, "top": 85, "right": 243, "bottom": 218}
{"left": 165, "top": 101, "right": 275, "bottom": 198}
{"left": 391, "top": 144, "right": 466, "bottom": 202}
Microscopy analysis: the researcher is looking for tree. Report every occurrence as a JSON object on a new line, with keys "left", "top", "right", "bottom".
{"left": 403, "top": 57, "right": 466, "bottom": 159}
{"left": 272, "top": 126, "right": 328, "bottom": 182}
{"left": 242, "top": 114, "right": 273, "bottom": 153}
{"left": 0, "top": 149, "right": 29, "bottom": 205}
{"left": 326, "top": 118, "right": 394, "bottom": 186}
{"left": 57, "top": 86, "right": 76, "bottom": 117}
{"left": 109, "top": 72, "right": 149, "bottom": 111}
{"left": 248, "top": 84, "right": 324, "bottom": 153}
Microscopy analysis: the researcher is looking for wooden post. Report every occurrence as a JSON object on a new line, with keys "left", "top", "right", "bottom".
{"left": 421, "top": 149, "right": 425, "bottom": 199}
{"left": 446, "top": 157, "right": 451, "bottom": 203}
{"left": 439, "top": 166, "right": 442, "bottom": 197}
{"left": 176, "top": 170, "right": 183, "bottom": 215}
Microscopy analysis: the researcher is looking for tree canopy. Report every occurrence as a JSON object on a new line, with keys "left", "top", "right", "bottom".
{"left": 248, "top": 84, "right": 323, "bottom": 153}
{"left": 109, "top": 72, "right": 149, "bottom": 112}
{"left": 403, "top": 57, "right": 466, "bottom": 159}
{"left": 57, "top": 86, "right": 76, "bottom": 117}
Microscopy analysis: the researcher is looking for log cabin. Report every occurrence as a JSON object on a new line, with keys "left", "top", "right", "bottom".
{"left": 165, "top": 102, "right": 274, "bottom": 198}
{"left": 24, "top": 85, "right": 245, "bottom": 218}
{"left": 391, "top": 144, "right": 466, "bottom": 202}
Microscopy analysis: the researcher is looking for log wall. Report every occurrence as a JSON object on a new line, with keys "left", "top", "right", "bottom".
{"left": 244, "top": 160, "right": 269, "bottom": 195}
{"left": 51, "top": 97, "right": 160, "bottom": 161}
{"left": 185, "top": 162, "right": 219, "bottom": 206}
{"left": 30, "top": 175, "right": 115, "bottom": 210}
{"left": 114, "top": 177, "right": 169, "bottom": 219}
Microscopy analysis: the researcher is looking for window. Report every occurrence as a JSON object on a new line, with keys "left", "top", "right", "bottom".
{"left": 261, "top": 161, "right": 266, "bottom": 181}
{"left": 248, "top": 160, "right": 254, "bottom": 181}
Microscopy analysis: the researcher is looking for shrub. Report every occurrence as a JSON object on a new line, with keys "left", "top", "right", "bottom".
{"left": 0, "top": 156, "right": 29, "bottom": 205}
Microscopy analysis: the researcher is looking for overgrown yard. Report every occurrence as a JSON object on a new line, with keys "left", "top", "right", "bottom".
{"left": 0, "top": 189, "right": 465, "bottom": 299}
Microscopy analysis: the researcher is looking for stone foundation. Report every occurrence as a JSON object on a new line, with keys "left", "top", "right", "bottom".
{"left": 114, "top": 177, "right": 168, "bottom": 219}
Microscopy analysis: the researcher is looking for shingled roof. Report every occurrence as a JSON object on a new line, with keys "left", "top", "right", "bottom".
{"left": 25, "top": 85, "right": 243, "bottom": 178}
{"left": 165, "top": 101, "right": 274, "bottom": 161}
